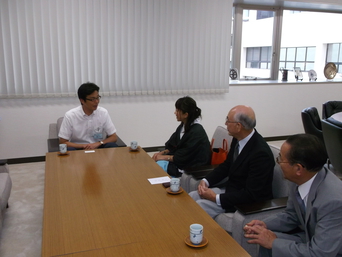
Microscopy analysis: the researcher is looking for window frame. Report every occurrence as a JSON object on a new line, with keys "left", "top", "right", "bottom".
{"left": 326, "top": 43, "right": 342, "bottom": 73}
{"left": 231, "top": 5, "right": 282, "bottom": 80}
{"left": 280, "top": 46, "right": 316, "bottom": 72}
{"left": 231, "top": 4, "right": 342, "bottom": 81}
{"left": 246, "top": 46, "right": 272, "bottom": 69}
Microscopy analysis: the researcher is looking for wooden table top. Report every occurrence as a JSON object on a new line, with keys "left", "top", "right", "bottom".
{"left": 42, "top": 147, "right": 250, "bottom": 257}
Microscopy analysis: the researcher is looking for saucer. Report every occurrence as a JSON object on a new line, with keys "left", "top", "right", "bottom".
{"left": 184, "top": 235, "right": 208, "bottom": 248}
{"left": 129, "top": 147, "right": 139, "bottom": 152}
{"left": 58, "top": 151, "right": 69, "bottom": 156}
{"left": 166, "top": 187, "right": 184, "bottom": 195}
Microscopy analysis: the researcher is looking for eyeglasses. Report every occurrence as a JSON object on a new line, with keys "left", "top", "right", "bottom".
{"left": 276, "top": 155, "right": 306, "bottom": 168}
{"left": 225, "top": 117, "right": 239, "bottom": 124}
{"left": 276, "top": 156, "right": 289, "bottom": 164}
{"left": 86, "top": 96, "right": 101, "bottom": 102}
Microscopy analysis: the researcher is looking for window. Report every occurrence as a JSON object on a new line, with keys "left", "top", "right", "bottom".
{"left": 246, "top": 47, "right": 271, "bottom": 69}
{"left": 327, "top": 43, "right": 342, "bottom": 73}
{"left": 256, "top": 11, "right": 274, "bottom": 20}
{"left": 232, "top": 6, "right": 342, "bottom": 81}
{"left": 279, "top": 10, "right": 340, "bottom": 80}
{"left": 232, "top": 6, "right": 276, "bottom": 79}
{"left": 279, "top": 47, "right": 316, "bottom": 72}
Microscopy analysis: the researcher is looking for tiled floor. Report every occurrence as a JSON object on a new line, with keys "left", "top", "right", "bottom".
{"left": 0, "top": 142, "right": 283, "bottom": 257}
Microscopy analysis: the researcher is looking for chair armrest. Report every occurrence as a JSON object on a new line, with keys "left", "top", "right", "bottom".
{"left": 116, "top": 136, "right": 126, "bottom": 147}
{"left": 183, "top": 164, "right": 218, "bottom": 180}
{"left": 234, "top": 197, "right": 288, "bottom": 215}
{"left": 49, "top": 123, "right": 58, "bottom": 139}
{"left": 0, "top": 160, "right": 7, "bottom": 166}
{"left": 48, "top": 138, "right": 60, "bottom": 152}
{"left": 0, "top": 160, "right": 9, "bottom": 173}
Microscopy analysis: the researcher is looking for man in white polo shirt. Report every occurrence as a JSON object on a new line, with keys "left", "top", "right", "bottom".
{"left": 59, "top": 82, "right": 118, "bottom": 150}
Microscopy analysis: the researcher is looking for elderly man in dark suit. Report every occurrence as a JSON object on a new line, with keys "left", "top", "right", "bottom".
{"left": 244, "top": 134, "right": 342, "bottom": 257}
{"left": 189, "top": 105, "right": 274, "bottom": 218}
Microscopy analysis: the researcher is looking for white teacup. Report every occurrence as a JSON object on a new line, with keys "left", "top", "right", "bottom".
{"left": 170, "top": 178, "right": 180, "bottom": 192}
{"left": 190, "top": 223, "right": 203, "bottom": 245}
{"left": 130, "top": 141, "right": 138, "bottom": 150}
{"left": 59, "top": 144, "right": 67, "bottom": 154}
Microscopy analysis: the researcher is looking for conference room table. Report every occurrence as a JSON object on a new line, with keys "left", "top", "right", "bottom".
{"left": 42, "top": 147, "right": 250, "bottom": 257}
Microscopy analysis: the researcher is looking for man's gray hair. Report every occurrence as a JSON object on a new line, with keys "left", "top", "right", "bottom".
{"left": 234, "top": 112, "right": 256, "bottom": 130}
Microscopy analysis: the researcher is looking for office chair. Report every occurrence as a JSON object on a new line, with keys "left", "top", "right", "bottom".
{"left": 301, "top": 107, "right": 326, "bottom": 152}
{"left": 321, "top": 118, "right": 342, "bottom": 177}
{"left": 322, "top": 101, "right": 342, "bottom": 119}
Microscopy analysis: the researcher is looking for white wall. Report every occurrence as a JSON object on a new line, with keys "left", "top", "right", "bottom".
{"left": 1, "top": 81, "right": 341, "bottom": 159}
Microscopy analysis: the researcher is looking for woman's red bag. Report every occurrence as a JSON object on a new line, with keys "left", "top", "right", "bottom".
{"left": 210, "top": 138, "right": 228, "bottom": 165}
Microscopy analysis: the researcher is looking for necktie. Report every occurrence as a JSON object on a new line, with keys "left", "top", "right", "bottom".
{"left": 295, "top": 187, "right": 306, "bottom": 216}
{"left": 233, "top": 143, "right": 239, "bottom": 162}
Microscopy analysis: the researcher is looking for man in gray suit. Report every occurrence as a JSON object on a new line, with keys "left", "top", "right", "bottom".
{"left": 244, "top": 134, "right": 342, "bottom": 257}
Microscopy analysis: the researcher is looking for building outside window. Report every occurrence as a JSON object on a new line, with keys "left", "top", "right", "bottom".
{"left": 232, "top": 7, "right": 342, "bottom": 81}
{"left": 327, "top": 43, "right": 342, "bottom": 73}
{"left": 246, "top": 47, "right": 271, "bottom": 69}
{"left": 279, "top": 47, "right": 315, "bottom": 72}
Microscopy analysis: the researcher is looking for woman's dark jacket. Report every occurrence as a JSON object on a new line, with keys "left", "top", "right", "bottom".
{"left": 165, "top": 123, "right": 211, "bottom": 177}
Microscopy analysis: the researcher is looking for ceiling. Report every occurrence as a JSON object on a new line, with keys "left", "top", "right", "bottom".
{"left": 233, "top": 0, "right": 342, "bottom": 13}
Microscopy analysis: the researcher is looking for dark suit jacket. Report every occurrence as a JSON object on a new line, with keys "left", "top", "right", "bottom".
{"left": 165, "top": 123, "right": 211, "bottom": 177}
{"left": 265, "top": 168, "right": 342, "bottom": 256}
{"left": 205, "top": 130, "right": 274, "bottom": 212}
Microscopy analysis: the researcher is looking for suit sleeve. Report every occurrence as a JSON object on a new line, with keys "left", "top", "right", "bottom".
{"left": 218, "top": 148, "right": 274, "bottom": 210}
{"left": 172, "top": 127, "right": 208, "bottom": 168}
{"left": 264, "top": 190, "right": 302, "bottom": 232}
{"left": 271, "top": 199, "right": 342, "bottom": 257}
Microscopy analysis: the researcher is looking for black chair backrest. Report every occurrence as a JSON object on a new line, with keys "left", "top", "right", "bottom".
{"left": 322, "top": 118, "right": 342, "bottom": 174}
{"left": 322, "top": 101, "right": 342, "bottom": 119}
{"left": 301, "top": 107, "right": 323, "bottom": 140}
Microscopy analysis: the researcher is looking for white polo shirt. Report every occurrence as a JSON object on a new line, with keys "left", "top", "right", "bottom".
{"left": 58, "top": 106, "right": 117, "bottom": 144}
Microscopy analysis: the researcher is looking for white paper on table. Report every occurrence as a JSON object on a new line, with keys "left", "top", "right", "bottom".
{"left": 148, "top": 176, "right": 171, "bottom": 185}
{"left": 85, "top": 150, "right": 95, "bottom": 153}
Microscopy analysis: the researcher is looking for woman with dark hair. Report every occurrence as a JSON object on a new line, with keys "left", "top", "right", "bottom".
{"left": 152, "top": 96, "right": 211, "bottom": 177}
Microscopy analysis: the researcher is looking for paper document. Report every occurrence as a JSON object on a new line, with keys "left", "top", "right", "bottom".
{"left": 148, "top": 176, "right": 171, "bottom": 185}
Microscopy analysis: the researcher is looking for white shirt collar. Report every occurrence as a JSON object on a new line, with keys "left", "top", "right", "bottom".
{"left": 298, "top": 173, "right": 317, "bottom": 206}
{"left": 180, "top": 118, "right": 201, "bottom": 139}
{"left": 236, "top": 129, "right": 255, "bottom": 154}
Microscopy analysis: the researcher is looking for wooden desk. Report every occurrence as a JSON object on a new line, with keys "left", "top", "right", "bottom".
{"left": 42, "top": 148, "right": 250, "bottom": 257}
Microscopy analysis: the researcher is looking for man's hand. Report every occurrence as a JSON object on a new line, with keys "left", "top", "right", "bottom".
{"left": 244, "top": 222, "right": 276, "bottom": 249}
{"left": 244, "top": 220, "right": 267, "bottom": 234}
{"left": 84, "top": 142, "right": 101, "bottom": 150}
{"left": 197, "top": 180, "right": 216, "bottom": 202}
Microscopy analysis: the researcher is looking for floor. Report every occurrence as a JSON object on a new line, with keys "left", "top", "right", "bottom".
{"left": 0, "top": 142, "right": 284, "bottom": 257}
{"left": 0, "top": 162, "right": 45, "bottom": 257}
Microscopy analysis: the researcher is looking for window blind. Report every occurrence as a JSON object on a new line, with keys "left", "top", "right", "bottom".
{"left": 0, "top": 0, "right": 231, "bottom": 98}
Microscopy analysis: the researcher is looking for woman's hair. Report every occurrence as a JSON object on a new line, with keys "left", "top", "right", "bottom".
{"left": 175, "top": 96, "right": 201, "bottom": 133}
{"left": 285, "top": 134, "right": 328, "bottom": 172}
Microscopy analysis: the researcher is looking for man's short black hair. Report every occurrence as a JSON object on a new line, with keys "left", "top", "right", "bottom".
{"left": 285, "top": 134, "right": 327, "bottom": 172}
{"left": 77, "top": 82, "right": 100, "bottom": 101}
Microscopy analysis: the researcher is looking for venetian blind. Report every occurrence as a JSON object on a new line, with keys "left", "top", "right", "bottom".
{"left": 0, "top": 0, "right": 231, "bottom": 98}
